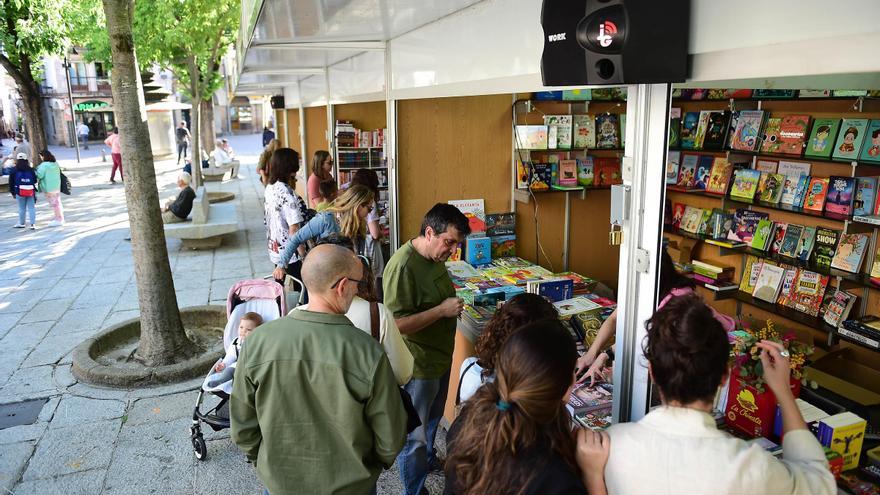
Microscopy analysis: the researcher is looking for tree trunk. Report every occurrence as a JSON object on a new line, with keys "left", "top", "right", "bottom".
{"left": 200, "top": 98, "right": 215, "bottom": 152}
{"left": 102, "top": 0, "right": 196, "bottom": 367}
{"left": 187, "top": 58, "right": 203, "bottom": 189}
{"left": 19, "top": 79, "right": 47, "bottom": 158}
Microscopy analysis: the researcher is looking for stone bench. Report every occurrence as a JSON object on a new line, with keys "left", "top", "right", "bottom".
{"left": 202, "top": 154, "right": 239, "bottom": 182}
{"left": 164, "top": 186, "right": 238, "bottom": 249}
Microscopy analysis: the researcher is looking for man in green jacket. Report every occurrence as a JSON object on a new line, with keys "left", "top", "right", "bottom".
{"left": 231, "top": 244, "right": 406, "bottom": 494}
{"left": 383, "top": 203, "right": 470, "bottom": 495}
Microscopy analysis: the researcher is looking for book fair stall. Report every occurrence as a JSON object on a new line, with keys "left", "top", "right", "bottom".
{"left": 235, "top": 0, "right": 880, "bottom": 489}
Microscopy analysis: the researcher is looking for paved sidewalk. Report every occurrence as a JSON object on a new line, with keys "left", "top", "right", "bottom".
{"left": 0, "top": 133, "right": 445, "bottom": 494}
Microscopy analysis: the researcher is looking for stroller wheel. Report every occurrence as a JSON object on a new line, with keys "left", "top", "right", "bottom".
{"left": 192, "top": 434, "right": 208, "bottom": 461}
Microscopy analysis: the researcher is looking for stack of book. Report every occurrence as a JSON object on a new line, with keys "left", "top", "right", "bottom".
{"left": 526, "top": 278, "right": 574, "bottom": 302}
{"left": 818, "top": 412, "right": 867, "bottom": 471}
{"left": 690, "top": 260, "right": 737, "bottom": 292}
{"left": 839, "top": 316, "right": 880, "bottom": 350}
{"left": 567, "top": 381, "right": 614, "bottom": 430}
{"left": 335, "top": 120, "right": 357, "bottom": 147}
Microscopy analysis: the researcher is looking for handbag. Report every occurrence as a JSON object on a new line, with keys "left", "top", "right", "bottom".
{"left": 60, "top": 172, "right": 72, "bottom": 195}
{"left": 370, "top": 301, "right": 421, "bottom": 434}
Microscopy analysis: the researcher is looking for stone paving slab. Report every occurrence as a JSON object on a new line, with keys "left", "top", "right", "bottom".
{"left": 21, "top": 329, "right": 96, "bottom": 368}
{"left": 22, "top": 419, "right": 120, "bottom": 481}
{"left": 19, "top": 297, "right": 75, "bottom": 324}
{"left": 13, "top": 469, "right": 107, "bottom": 495}
{"left": 126, "top": 390, "right": 195, "bottom": 426}
{"left": 0, "top": 441, "right": 35, "bottom": 492}
{"left": 48, "top": 306, "right": 113, "bottom": 335}
{"left": 103, "top": 417, "right": 194, "bottom": 494}
{"left": 0, "top": 365, "right": 58, "bottom": 403}
{"left": 50, "top": 396, "right": 127, "bottom": 429}
{"left": 0, "top": 422, "right": 48, "bottom": 445}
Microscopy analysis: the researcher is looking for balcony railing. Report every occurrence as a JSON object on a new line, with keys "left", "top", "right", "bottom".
{"left": 68, "top": 76, "right": 111, "bottom": 93}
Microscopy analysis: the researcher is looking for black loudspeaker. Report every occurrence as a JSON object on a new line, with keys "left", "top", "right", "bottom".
{"left": 541, "top": 0, "right": 690, "bottom": 86}
{"left": 270, "top": 95, "right": 285, "bottom": 109}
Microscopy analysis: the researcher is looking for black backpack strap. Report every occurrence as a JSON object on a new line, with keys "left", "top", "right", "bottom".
{"left": 455, "top": 359, "right": 480, "bottom": 406}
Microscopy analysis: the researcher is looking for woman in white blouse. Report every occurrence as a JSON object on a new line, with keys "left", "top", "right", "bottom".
{"left": 604, "top": 294, "right": 835, "bottom": 495}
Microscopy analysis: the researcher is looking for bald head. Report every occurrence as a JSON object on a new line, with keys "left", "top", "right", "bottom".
{"left": 302, "top": 244, "right": 361, "bottom": 294}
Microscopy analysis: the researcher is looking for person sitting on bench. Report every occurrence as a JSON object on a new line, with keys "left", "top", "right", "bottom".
{"left": 162, "top": 172, "right": 196, "bottom": 224}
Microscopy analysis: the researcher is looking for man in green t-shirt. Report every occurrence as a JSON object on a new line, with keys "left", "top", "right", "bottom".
{"left": 383, "top": 203, "right": 470, "bottom": 495}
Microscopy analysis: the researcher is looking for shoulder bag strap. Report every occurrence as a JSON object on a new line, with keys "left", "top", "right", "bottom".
{"left": 369, "top": 301, "right": 380, "bottom": 341}
{"left": 455, "top": 359, "right": 480, "bottom": 406}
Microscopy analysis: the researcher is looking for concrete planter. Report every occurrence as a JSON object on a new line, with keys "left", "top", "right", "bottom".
{"left": 72, "top": 306, "right": 226, "bottom": 387}
{"left": 206, "top": 191, "right": 235, "bottom": 203}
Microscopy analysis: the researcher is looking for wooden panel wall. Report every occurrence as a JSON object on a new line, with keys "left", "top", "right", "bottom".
{"left": 274, "top": 109, "right": 286, "bottom": 147}
{"left": 397, "top": 95, "right": 513, "bottom": 241}
{"left": 669, "top": 97, "right": 880, "bottom": 361}
{"left": 304, "top": 105, "right": 329, "bottom": 173}
{"left": 334, "top": 101, "right": 387, "bottom": 131}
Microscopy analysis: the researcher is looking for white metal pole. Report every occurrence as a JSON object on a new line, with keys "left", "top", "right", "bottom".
{"left": 612, "top": 83, "right": 672, "bottom": 423}
{"left": 384, "top": 43, "right": 400, "bottom": 251}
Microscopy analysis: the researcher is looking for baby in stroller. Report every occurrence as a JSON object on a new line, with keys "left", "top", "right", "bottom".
{"left": 205, "top": 312, "right": 263, "bottom": 389}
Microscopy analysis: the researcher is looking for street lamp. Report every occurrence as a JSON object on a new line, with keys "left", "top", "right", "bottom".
{"left": 62, "top": 49, "right": 81, "bottom": 163}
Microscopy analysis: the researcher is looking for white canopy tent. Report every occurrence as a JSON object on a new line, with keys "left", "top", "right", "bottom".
{"left": 235, "top": 0, "right": 880, "bottom": 422}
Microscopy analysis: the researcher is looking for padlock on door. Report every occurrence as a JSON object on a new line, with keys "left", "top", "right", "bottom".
{"left": 609, "top": 184, "right": 630, "bottom": 246}
{"left": 609, "top": 223, "right": 623, "bottom": 246}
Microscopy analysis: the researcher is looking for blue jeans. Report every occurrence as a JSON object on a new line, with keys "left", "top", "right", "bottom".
{"left": 17, "top": 196, "right": 35, "bottom": 225}
{"left": 397, "top": 371, "right": 450, "bottom": 495}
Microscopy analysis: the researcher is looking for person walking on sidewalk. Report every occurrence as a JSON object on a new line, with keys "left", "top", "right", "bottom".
{"left": 175, "top": 121, "right": 191, "bottom": 164}
{"left": 231, "top": 244, "right": 406, "bottom": 495}
{"left": 77, "top": 121, "right": 90, "bottom": 150}
{"left": 104, "top": 127, "right": 123, "bottom": 183}
{"left": 383, "top": 202, "right": 471, "bottom": 495}
{"left": 35, "top": 149, "right": 64, "bottom": 226}
{"left": 10, "top": 153, "right": 38, "bottom": 229}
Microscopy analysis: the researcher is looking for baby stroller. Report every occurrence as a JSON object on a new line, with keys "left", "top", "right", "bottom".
{"left": 190, "top": 275, "right": 304, "bottom": 460}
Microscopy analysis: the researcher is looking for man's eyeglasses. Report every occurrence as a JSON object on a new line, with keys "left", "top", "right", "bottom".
{"left": 331, "top": 275, "right": 363, "bottom": 289}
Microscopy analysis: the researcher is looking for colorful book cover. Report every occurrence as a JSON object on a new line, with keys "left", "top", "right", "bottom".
{"left": 776, "top": 265, "right": 799, "bottom": 306}
{"left": 785, "top": 270, "right": 829, "bottom": 317}
{"left": 490, "top": 235, "right": 516, "bottom": 259}
{"left": 669, "top": 107, "right": 681, "bottom": 148}
{"left": 591, "top": 87, "right": 626, "bottom": 100}
{"left": 594, "top": 157, "right": 622, "bottom": 186}
{"left": 831, "top": 233, "right": 869, "bottom": 273}
{"left": 702, "top": 111, "right": 731, "bottom": 150}
{"left": 832, "top": 90, "right": 868, "bottom": 97}
{"left": 558, "top": 159, "right": 578, "bottom": 186}
{"left": 711, "top": 210, "right": 735, "bottom": 239}
{"left": 680, "top": 112, "right": 700, "bottom": 149}
{"left": 821, "top": 289, "right": 857, "bottom": 328}
{"left": 544, "top": 115, "right": 572, "bottom": 149}
{"left": 799, "top": 89, "right": 832, "bottom": 98}
{"left": 726, "top": 111, "right": 740, "bottom": 150}
{"left": 760, "top": 117, "right": 783, "bottom": 153}
{"left": 705, "top": 157, "right": 733, "bottom": 195}
{"left": 515, "top": 125, "right": 548, "bottom": 149}
{"left": 756, "top": 159, "right": 778, "bottom": 173}
{"left": 753, "top": 89, "right": 797, "bottom": 99}
{"left": 758, "top": 173, "right": 785, "bottom": 204}
{"left": 779, "top": 224, "right": 803, "bottom": 258}
{"left": 820, "top": 412, "right": 867, "bottom": 471}
{"left": 530, "top": 163, "right": 551, "bottom": 191}
{"left": 464, "top": 236, "right": 492, "bottom": 265}
{"left": 750, "top": 219, "right": 774, "bottom": 251}
{"left": 731, "top": 110, "right": 765, "bottom": 151}
{"left": 776, "top": 114, "right": 811, "bottom": 155}
{"left": 486, "top": 213, "right": 516, "bottom": 236}
{"left": 739, "top": 255, "right": 762, "bottom": 293}
{"left": 577, "top": 157, "right": 595, "bottom": 187}
{"left": 824, "top": 176, "right": 856, "bottom": 216}
{"left": 572, "top": 114, "right": 596, "bottom": 149}
{"left": 697, "top": 208, "right": 714, "bottom": 235}
{"left": 665, "top": 151, "right": 680, "bottom": 185}
{"left": 563, "top": 89, "right": 591, "bottom": 100}
{"left": 693, "top": 111, "right": 712, "bottom": 149}
{"left": 778, "top": 161, "right": 811, "bottom": 205}
{"left": 770, "top": 222, "right": 788, "bottom": 255}
{"left": 796, "top": 226, "right": 817, "bottom": 262}
{"left": 871, "top": 243, "right": 880, "bottom": 278}
{"left": 728, "top": 209, "right": 769, "bottom": 244}
{"left": 803, "top": 177, "right": 830, "bottom": 212}
{"left": 859, "top": 119, "right": 880, "bottom": 163}
{"left": 832, "top": 119, "right": 869, "bottom": 161}
{"left": 729, "top": 168, "right": 761, "bottom": 201}
{"left": 680, "top": 206, "right": 704, "bottom": 233}
{"left": 671, "top": 203, "right": 686, "bottom": 229}
{"left": 791, "top": 175, "right": 811, "bottom": 207}
{"left": 449, "top": 199, "right": 487, "bottom": 233}
{"left": 707, "top": 89, "right": 752, "bottom": 100}
{"left": 595, "top": 114, "right": 620, "bottom": 149}
{"left": 693, "top": 155, "right": 714, "bottom": 191}
{"left": 516, "top": 159, "right": 530, "bottom": 189}
{"left": 853, "top": 177, "right": 878, "bottom": 217}
{"left": 805, "top": 118, "right": 841, "bottom": 159}
{"left": 814, "top": 227, "right": 841, "bottom": 267}
{"left": 676, "top": 154, "right": 699, "bottom": 189}
{"left": 753, "top": 263, "right": 786, "bottom": 303}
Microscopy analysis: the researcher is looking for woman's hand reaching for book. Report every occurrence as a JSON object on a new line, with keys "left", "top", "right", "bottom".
{"left": 577, "top": 429, "right": 610, "bottom": 495}
{"left": 577, "top": 352, "right": 609, "bottom": 385}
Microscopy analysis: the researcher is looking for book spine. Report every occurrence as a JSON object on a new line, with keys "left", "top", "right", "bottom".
{"left": 837, "top": 328, "right": 880, "bottom": 349}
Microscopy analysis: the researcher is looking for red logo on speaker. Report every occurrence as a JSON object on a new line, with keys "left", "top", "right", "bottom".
{"left": 596, "top": 20, "right": 617, "bottom": 48}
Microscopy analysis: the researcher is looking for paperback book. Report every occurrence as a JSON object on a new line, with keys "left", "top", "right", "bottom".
{"left": 680, "top": 112, "right": 700, "bottom": 149}
{"left": 490, "top": 235, "right": 516, "bottom": 259}
{"left": 753, "top": 89, "right": 797, "bottom": 99}
{"left": 729, "top": 168, "right": 762, "bottom": 201}
{"left": 544, "top": 115, "right": 573, "bottom": 149}
{"left": 594, "top": 157, "right": 622, "bottom": 186}
{"left": 671, "top": 203, "right": 686, "bottom": 230}
{"left": 853, "top": 177, "right": 878, "bottom": 217}
{"left": 756, "top": 159, "right": 778, "bottom": 173}
{"left": 830, "top": 233, "right": 869, "bottom": 273}
{"left": 777, "top": 265, "right": 799, "bottom": 306}
{"left": 728, "top": 209, "right": 769, "bottom": 244}
{"left": 824, "top": 176, "right": 856, "bottom": 216}
{"left": 777, "top": 161, "right": 811, "bottom": 205}
{"left": 665, "top": 151, "right": 681, "bottom": 185}
{"left": 449, "top": 199, "right": 487, "bottom": 233}
{"left": 776, "top": 114, "right": 811, "bottom": 155}
{"left": 557, "top": 159, "right": 578, "bottom": 187}
{"left": 693, "top": 111, "right": 712, "bottom": 149}
{"left": 814, "top": 228, "right": 841, "bottom": 268}
{"left": 595, "top": 114, "right": 620, "bottom": 149}
{"left": 791, "top": 175, "right": 811, "bottom": 208}
{"left": 464, "top": 236, "right": 492, "bottom": 265}
{"left": 573, "top": 115, "right": 596, "bottom": 149}
{"left": 730, "top": 110, "right": 766, "bottom": 152}
{"left": 703, "top": 111, "right": 731, "bottom": 150}
{"left": 515, "top": 125, "right": 548, "bottom": 149}
{"left": 803, "top": 177, "right": 830, "bottom": 212}
{"left": 577, "top": 157, "right": 595, "bottom": 187}
{"left": 486, "top": 213, "right": 516, "bottom": 236}
{"left": 832, "top": 119, "right": 869, "bottom": 161}
{"left": 784, "top": 270, "right": 830, "bottom": 317}
{"left": 529, "top": 163, "right": 552, "bottom": 191}
{"left": 770, "top": 222, "right": 788, "bottom": 255}
{"left": 739, "top": 255, "right": 762, "bottom": 294}
{"left": 705, "top": 157, "right": 733, "bottom": 195}
{"left": 750, "top": 219, "right": 774, "bottom": 251}
{"left": 860, "top": 119, "right": 880, "bottom": 163}
{"left": 779, "top": 224, "right": 803, "bottom": 258}
{"left": 676, "top": 154, "right": 699, "bottom": 189}
{"left": 669, "top": 108, "right": 681, "bottom": 148}
{"left": 822, "top": 290, "right": 858, "bottom": 328}
{"left": 760, "top": 117, "right": 783, "bottom": 154}
{"left": 805, "top": 119, "right": 841, "bottom": 159}
{"left": 680, "top": 206, "right": 705, "bottom": 234}
{"left": 796, "top": 226, "right": 817, "bottom": 262}
{"left": 693, "top": 155, "right": 714, "bottom": 190}
{"left": 757, "top": 173, "right": 785, "bottom": 204}
{"left": 753, "top": 264, "right": 786, "bottom": 303}
{"left": 726, "top": 111, "right": 741, "bottom": 150}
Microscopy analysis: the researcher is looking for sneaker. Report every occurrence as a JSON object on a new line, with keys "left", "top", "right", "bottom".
{"left": 13, "top": 223, "right": 25, "bottom": 228}
{"left": 29, "top": 224, "right": 36, "bottom": 230}
{"left": 47, "top": 220, "right": 64, "bottom": 227}
{"left": 110, "top": 179, "right": 116, "bottom": 184}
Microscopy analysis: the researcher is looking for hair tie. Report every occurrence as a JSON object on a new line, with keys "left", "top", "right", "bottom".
{"left": 496, "top": 400, "right": 512, "bottom": 412}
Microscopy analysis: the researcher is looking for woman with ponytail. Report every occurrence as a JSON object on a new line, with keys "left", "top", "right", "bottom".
{"left": 603, "top": 294, "right": 834, "bottom": 495}
{"left": 445, "top": 319, "right": 610, "bottom": 495}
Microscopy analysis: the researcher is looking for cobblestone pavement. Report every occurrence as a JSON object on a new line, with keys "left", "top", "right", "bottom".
{"left": 0, "top": 133, "right": 445, "bottom": 494}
